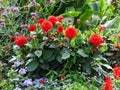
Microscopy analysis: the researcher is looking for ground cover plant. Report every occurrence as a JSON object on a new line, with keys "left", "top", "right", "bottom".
{"left": 0, "top": 0, "right": 120, "bottom": 90}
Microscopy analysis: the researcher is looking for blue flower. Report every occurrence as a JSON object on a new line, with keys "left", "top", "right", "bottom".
{"left": 14, "top": 87, "right": 22, "bottom": 90}
{"left": 14, "top": 61, "right": 21, "bottom": 67}
{"left": 12, "top": 78, "right": 20, "bottom": 81}
{"left": 34, "top": 78, "right": 48, "bottom": 82}
{"left": 51, "top": 82, "right": 57, "bottom": 87}
{"left": 34, "top": 84, "right": 45, "bottom": 89}
{"left": 18, "top": 68, "right": 27, "bottom": 75}
{"left": 20, "top": 79, "right": 33, "bottom": 86}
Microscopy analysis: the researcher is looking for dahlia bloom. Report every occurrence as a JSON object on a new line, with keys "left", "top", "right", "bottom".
{"left": 113, "top": 64, "right": 120, "bottom": 79}
{"left": 88, "top": 34, "right": 104, "bottom": 47}
{"left": 48, "top": 15, "right": 57, "bottom": 26}
{"left": 57, "top": 16, "right": 64, "bottom": 22}
{"left": 102, "top": 77, "right": 113, "bottom": 90}
{"left": 28, "top": 25, "right": 36, "bottom": 32}
{"left": 37, "top": 18, "right": 44, "bottom": 25}
{"left": 15, "top": 36, "right": 27, "bottom": 47}
{"left": 41, "top": 20, "right": 53, "bottom": 33}
{"left": 65, "top": 27, "right": 77, "bottom": 39}
{"left": 57, "top": 25, "right": 64, "bottom": 34}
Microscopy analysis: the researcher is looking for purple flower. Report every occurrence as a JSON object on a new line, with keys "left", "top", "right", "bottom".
{"left": 23, "top": 5, "right": 29, "bottom": 10}
{"left": 20, "top": 79, "right": 33, "bottom": 86}
{"left": 0, "top": 0, "right": 3, "bottom": 3}
{"left": 20, "top": 24, "right": 28, "bottom": 29}
{"left": 0, "top": 19, "right": 4, "bottom": 23}
{"left": 12, "top": 78, "right": 20, "bottom": 81}
{"left": 14, "top": 61, "right": 21, "bottom": 67}
{"left": 14, "top": 87, "right": 22, "bottom": 90}
{"left": 33, "top": 3, "right": 40, "bottom": 8}
{"left": 51, "top": 82, "right": 57, "bottom": 87}
{"left": 46, "top": 0, "right": 53, "bottom": 4}
{"left": 0, "top": 20, "right": 5, "bottom": 26}
{"left": 34, "top": 84, "right": 45, "bottom": 89}
{"left": 30, "top": 12, "right": 39, "bottom": 19}
{"left": 30, "top": 0, "right": 36, "bottom": 3}
{"left": 18, "top": 68, "right": 27, "bottom": 75}
{"left": 11, "top": 7, "right": 19, "bottom": 12}
{"left": 0, "top": 7, "right": 4, "bottom": 11}
{"left": 2, "top": 12, "right": 8, "bottom": 18}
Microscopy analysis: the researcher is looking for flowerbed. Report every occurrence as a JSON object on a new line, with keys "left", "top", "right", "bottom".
{"left": 0, "top": 0, "right": 120, "bottom": 90}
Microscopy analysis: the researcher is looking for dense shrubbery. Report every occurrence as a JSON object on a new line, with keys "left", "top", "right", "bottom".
{"left": 0, "top": 0, "right": 120, "bottom": 90}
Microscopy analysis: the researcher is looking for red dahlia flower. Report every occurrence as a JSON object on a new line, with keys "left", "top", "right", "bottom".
{"left": 15, "top": 36, "right": 27, "bottom": 47}
{"left": 113, "top": 64, "right": 120, "bottom": 79}
{"left": 102, "top": 77, "right": 113, "bottom": 90}
{"left": 37, "top": 18, "right": 44, "bottom": 25}
{"left": 65, "top": 27, "right": 77, "bottom": 39}
{"left": 41, "top": 20, "right": 53, "bottom": 33}
{"left": 48, "top": 15, "right": 57, "bottom": 26}
{"left": 88, "top": 34, "right": 104, "bottom": 47}
{"left": 28, "top": 25, "right": 36, "bottom": 31}
{"left": 57, "top": 25, "right": 64, "bottom": 34}
{"left": 57, "top": 16, "right": 64, "bottom": 22}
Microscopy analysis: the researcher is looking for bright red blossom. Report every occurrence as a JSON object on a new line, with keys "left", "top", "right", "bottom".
{"left": 41, "top": 20, "right": 53, "bottom": 33}
{"left": 102, "top": 77, "right": 113, "bottom": 90}
{"left": 113, "top": 64, "right": 120, "bottom": 79}
{"left": 57, "top": 16, "right": 64, "bottom": 22}
{"left": 37, "top": 18, "right": 44, "bottom": 25}
{"left": 88, "top": 34, "right": 104, "bottom": 47}
{"left": 65, "top": 27, "right": 77, "bottom": 39}
{"left": 28, "top": 25, "right": 36, "bottom": 31}
{"left": 57, "top": 25, "right": 64, "bottom": 34}
{"left": 15, "top": 36, "right": 27, "bottom": 47}
{"left": 48, "top": 15, "right": 57, "bottom": 26}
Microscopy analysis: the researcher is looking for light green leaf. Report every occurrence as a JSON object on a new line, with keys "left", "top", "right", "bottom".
{"left": 77, "top": 49, "right": 88, "bottom": 57}
{"left": 62, "top": 51, "right": 70, "bottom": 60}
{"left": 61, "top": 11, "right": 81, "bottom": 17}
{"left": 34, "top": 50, "right": 42, "bottom": 58}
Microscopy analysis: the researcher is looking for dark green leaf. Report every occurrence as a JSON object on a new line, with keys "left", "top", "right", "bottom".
{"left": 27, "top": 60, "right": 39, "bottom": 71}
{"left": 42, "top": 50, "right": 53, "bottom": 60}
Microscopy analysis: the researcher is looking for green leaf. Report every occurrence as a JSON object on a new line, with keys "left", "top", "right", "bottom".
{"left": 56, "top": 55, "right": 62, "bottom": 63}
{"left": 34, "top": 50, "right": 42, "bottom": 58}
{"left": 42, "top": 50, "right": 53, "bottom": 60}
{"left": 70, "top": 38, "right": 76, "bottom": 47}
{"left": 80, "top": 6, "right": 93, "bottom": 22}
{"left": 77, "top": 49, "right": 88, "bottom": 57}
{"left": 100, "top": 63, "right": 112, "bottom": 69}
{"left": 61, "top": 11, "right": 81, "bottom": 17}
{"left": 88, "top": 1, "right": 100, "bottom": 14}
{"left": 40, "top": 63, "right": 49, "bottom": 70}
{"left": 26, "top": 53, "right": 35, "bottom": 58}
{"left": 27, "top": 60, "right": 39, "bottom": 71}
{"left": 62, "top": 50, "right": 70, "bottom": 60}
{"left": 100, "top": 46, "right": 108, "bottom": 53}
